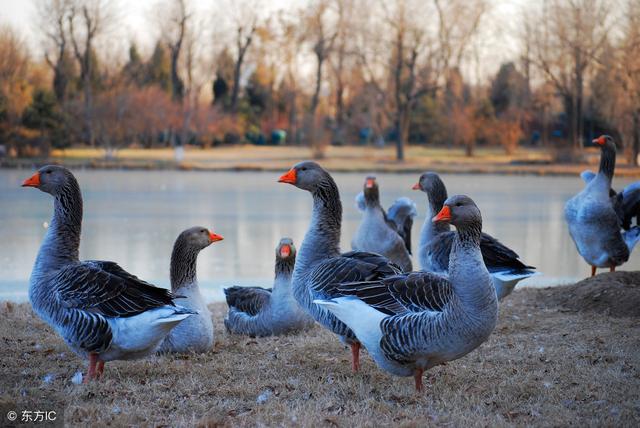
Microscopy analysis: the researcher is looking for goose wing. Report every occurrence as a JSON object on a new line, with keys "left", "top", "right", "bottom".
{"left": 619, "top": 181, "right": 640, "bottom": 230}
{"left": 53, "top": 260, "right": 175, "bottom": 318}
{"left": 479, "top": 233, "right": 534, "bottom": 271}
{"left": 308, "top": 251, "right": 402, "bottom": 299}
{"left": 223, "top": 286, "right": 272, "bottom": 316}
{"left": 336, "top": 271, "right": 453, "bottom": 316}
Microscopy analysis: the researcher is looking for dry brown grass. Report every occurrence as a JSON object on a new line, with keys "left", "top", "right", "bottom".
{"left": 1, "top": 279, "right": 639, "bottom": 427}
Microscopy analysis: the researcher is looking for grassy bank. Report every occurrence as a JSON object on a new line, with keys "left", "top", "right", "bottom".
{"left": 0, "top": 272, "right": 639, "bottom": 426}
{"left": 3, "top": 145, "right": 640, "bottom": 177}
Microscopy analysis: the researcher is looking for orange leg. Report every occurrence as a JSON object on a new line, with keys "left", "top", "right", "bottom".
{"left": 83, "top": 353, "right": 99, "bottom": 383}
{"left": 610, "top": 266, "right": 616, "bottom": 273}
{"left": 350, "top": 342, "right": 361, "bottom": 372}
{"left": 96, "top": 361, "right": 105, "bottom": 379}
{"left": 414, "top": 368, "right": 424, "bottom": 392}
{"left": 591, "top": 266, "right": 596, "bottom": 277}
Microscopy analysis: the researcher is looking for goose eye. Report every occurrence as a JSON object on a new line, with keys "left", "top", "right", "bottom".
{"left": 456, "top": 203, "right": 462, "bottom": 207}
{"left": 46, "top": 170, "right": 52, "bottom": 174}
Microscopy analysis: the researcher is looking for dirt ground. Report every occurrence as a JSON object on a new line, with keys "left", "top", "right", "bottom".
{"left": 0, "top": 273, "right": 639, "bottom": 427}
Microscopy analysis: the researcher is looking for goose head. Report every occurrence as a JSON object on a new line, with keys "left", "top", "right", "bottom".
{"left": 276, "top": 237, "right": 296, "bottom": 261}
{"left": 413, "top": 172, "right": 448, "bottom": 209}
{"left": 278, "top": 161, "right": 331, "bottom": 192}
{"left": 177, "top": 226, "right": 224, "bottom": 252}
{"left": 592, "top": 135, "right": 616, "bottom": 151}
{"left": 433, "top": 195, "right": 482, "bottom": 230}
{"left": 21, "top": 165, "right": 76, "bottom": 196}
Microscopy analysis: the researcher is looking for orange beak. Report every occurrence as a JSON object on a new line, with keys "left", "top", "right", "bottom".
{"left": 365, "top": 178, "right": 375, "bottom": 189}
{"left": 209, "top": 231, "right": 224, "bottom": 243}
{"left": 432, "top": 205, "right": 451, "bottom": 223}
{"left": 411, "top": 182, "right": 421, "bottom": 190}
{"left": 22, "top": 172, "right": 41, "bottom": 188}
{"left": 592, "top": 136, "right": 605, "bottom": 146}
{"left": 280, "top": 244, "right": 291, "bottom": 258}
{"left": 278, "top": 168, "right": 297, "bottom": 184}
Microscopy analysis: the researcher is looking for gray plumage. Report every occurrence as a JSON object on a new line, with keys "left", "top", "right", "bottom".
{"left": 159, "top": 226, "right": 221, "bottom": 354}
{"left": 316, "top": 195, "right": 498, "bottom": 390}
{"left": 414, "top": 171, "right": 536, "bottom": 299}
{"left": 565, "top": 135, "right": 640, "bottom": 270}
{"left": 24, "top": 165, "right": 193, "bottom": 369}
{"left": 279, "top": 162, "right": 402, "bottom": 351}
{"left": 223, "top": 238, "right": 314, "bottom": 336}
{"left": 352, "top": 176, "right": 414, "bottom": 271}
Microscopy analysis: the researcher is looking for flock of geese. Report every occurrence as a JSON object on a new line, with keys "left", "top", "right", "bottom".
{"left": 20, "top": 135, "right": 640, "bottom": 392}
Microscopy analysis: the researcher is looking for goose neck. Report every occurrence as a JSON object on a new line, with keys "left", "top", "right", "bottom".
{"left": 170, "top": 242, "right": 199, "bottom": 291}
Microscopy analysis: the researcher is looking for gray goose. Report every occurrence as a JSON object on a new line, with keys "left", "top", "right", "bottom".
{"left": 278, "top": 162, "right": 402, "bottom": 371}
{"left": 413, "top": 172, "right": 536, "bottom": 300}
{"left": 159, "top": 226, "right": 223, "bottom": 353}
{"left": 352, "top": 176, "right": 416, "bottom": 271}
{"left": 223, "top": 238, "right": 314, "bottom": 336}
{"left": 22, "top": 165, "right": 194, "bottom": 382}
{"left": 565, "top": 135, "right": 640, "bottom": 276}
{"left": 316, "top": 195, "right": 498, "bottom": 392}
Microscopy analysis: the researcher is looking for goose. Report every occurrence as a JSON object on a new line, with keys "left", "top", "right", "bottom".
{"left": 158, "top": 226, "right": 223, "bottom": 353}
{"left": 315, "top": 195, "right": 498, "bottom": 392}
{"left": 352, "top": 176, "right": 416, "bottom": 271}
{"left": 565, "top": 135, "right": 640, "bottom": 276}
{"left": 278, "top": 162, "right": 402, "bottom": 371}
{"left": 224, "top": 238, "right": 314, "bottom": 336}
{"left": 22, "top": 165, "right": 194, "bottom": 382}
{"left": 413, "top": 172, "right": 536, "bottom": 300}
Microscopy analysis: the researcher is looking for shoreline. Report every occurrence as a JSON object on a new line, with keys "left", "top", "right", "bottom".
{"left": 4, "top": 158, "right": 640, "bottom": 177}
{"left": 3, "top": 145, "right": 640, "bottom": 177}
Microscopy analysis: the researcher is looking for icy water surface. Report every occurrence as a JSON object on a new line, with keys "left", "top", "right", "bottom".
{"left": 1, "top": 168, "right": 638, "bottom": 302}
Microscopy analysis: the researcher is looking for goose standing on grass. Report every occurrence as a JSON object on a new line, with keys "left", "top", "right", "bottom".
{"left": 565, "top": 135, "right": 640, "bottom": 276}
{"left": 22, "top": 165, "right": 194, "bottom": 382}
{"left": 315, "top": 195, "right": 498, "bottom": 392}
{"left": 224, "top": 238, "right": 314, "bottom": 336}
{"left": 159, "top": 226, "right": 223, "bottom": 353}
{"left": 413, "top": 172, "right": 537, "bottom": 300}
{"left": 278, "top": 162, "right": 402, "bottom": 371}
{"left": 352, "top": 176, "right": 416, "bottom": 271}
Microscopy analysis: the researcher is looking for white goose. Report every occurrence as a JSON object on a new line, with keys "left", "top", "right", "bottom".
{"left": 22, "top": 165, "right": 194, "bottom": 381}
{"left": 316, "top": 195, "right": 498, "bottom": 392}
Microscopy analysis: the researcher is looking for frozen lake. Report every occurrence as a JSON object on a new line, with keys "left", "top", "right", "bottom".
{"left": 1, "top": 168, "right": 638, "bottom": 302}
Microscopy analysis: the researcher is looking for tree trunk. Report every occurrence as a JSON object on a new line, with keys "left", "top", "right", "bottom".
{"left": 395, "top": 110, "right": 405, "bottom": 162}
{"left": 230, "top": 57, "right": 242, "bottom": 112}
{"left": 633, "top": 109, "right": 640, "bottom": 167}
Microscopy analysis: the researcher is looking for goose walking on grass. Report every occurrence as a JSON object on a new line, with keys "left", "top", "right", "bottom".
{"left": 22, "top": 165, "right": 195, "bottom": 382}
{"left": 413, "top": 172, "right": 537, "bottom": 300}
{"left": 315, "top": 195, "right": 498, "bottom": 392}
{"left": 159, "top": 226, "right": 223, "bottom": 353}
{"left": 224, "top": 238, "right": 314, "bottom": 336}
{"left": 565, "top": 135, "right": 640, "bottom": 276}
{"left": 278, "top": 162, "right": 402, "bottom": 371}
{"left": 352, "top": 176, "right": 416, "bottom": 271}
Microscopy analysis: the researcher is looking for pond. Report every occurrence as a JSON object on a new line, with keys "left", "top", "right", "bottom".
{"left": 1, "top": 168, "right": 638, "bottom": 302}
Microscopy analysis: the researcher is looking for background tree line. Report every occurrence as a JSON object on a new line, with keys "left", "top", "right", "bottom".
{"left": 1, "top": 0, "right": 640, "bottom": 164}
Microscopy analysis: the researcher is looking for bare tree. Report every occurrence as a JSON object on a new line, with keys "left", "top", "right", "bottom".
{"left": 524, "top": 0, "right": 612, "bottom": 150}
{"left": 67, "top": 0, "right": 117, "bottom": 146}
{"left": 37, "top": 0, "right": 74, "bottom": 102}
{"left": 156, "top": 0, "right": 189, "bottom": 102}
{"left": 329, "top": 0, "right": 356, "bottom": 145}
{"left": 357, "top": 0, "right": 486, "bottom": 161}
